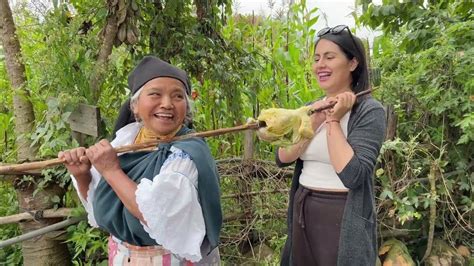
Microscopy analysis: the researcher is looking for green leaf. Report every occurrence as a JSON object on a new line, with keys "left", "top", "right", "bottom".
{"left": 380, "top": 189, "right": 393, "bottom": 200}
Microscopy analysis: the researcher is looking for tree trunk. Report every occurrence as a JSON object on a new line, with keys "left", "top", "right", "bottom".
{"left": 0, "top": 1, "right": 71, "bottom": 264}
{"left": 195, "top": 0, "right": 227, "bottom": 40}
{"left": 14, "top": 182, "right": 71, "bottom": 265}
{"left": 150, "top": 0, "right": 166, "bottom": 61}
{"left": 0, "top": 0, "right": 37, "bottom": 162}
{"left": 89, "top": 3, "right": 119, "bottom": 103}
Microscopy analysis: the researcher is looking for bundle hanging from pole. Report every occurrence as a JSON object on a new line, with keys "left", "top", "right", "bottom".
{"left": 0, "top": 89, "right": 374, "bottom": 175}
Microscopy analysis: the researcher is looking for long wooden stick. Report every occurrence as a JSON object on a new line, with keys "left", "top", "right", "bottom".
{"left": 0, "top": 208, "right": 74, "bottom": 225}
{"left": 0, "top": 88, "right": 375, "bottom": 175}
{"left": 0, "top": 122, "right": 263, "bottom": 175}
{"left": 308, "top": 88, "right": 375, "bottom": 115}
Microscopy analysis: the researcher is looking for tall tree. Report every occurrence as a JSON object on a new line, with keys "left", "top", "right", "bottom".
{"left": 0, "top": 0, "right": 36, "bottom": 161}
{"left": 0, "top": 0, "right": 71, "bottom": 264}
{"left": 356, "top": 0, "right": 473, "bottom": 261}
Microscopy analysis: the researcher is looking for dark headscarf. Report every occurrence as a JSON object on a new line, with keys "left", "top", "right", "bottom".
{"left": 113, "top": 56, "right": 192, "bottom": 135}
{"left": 128, "top": 56, "right": 191, "bottom": 96}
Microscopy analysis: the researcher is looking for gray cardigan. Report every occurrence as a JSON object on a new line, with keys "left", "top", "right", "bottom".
{"left": 277, "top": 96, "right": 386, "bottom": 266}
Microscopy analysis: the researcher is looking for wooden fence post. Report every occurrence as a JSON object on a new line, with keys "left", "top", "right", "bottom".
{"left": 236, "top": 129, "right": 255, "bottom": 253}
{"left": 243, "top": 129, "right": 254, "bottom": 161}
{"left": 384, "top": 105, "right": 397, "bottom": 141}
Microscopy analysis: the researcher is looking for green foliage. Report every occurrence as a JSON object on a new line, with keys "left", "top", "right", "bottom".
{"left": 0, "top": 111, "right": 14, "bottom": 162}
{"left": 358, "top": 0, "right": 474, "bottom": 53}
{"left": 66, "top": 220, "right": 108, "bottom": 264}
{"left": 357, "top": 0, "right": 473, "bottom": 258}
{"left": 16, "top": 4, "right": 94, "bottom": 102}
{"left": 455, "top": 112, "right": 474, "bottom": 144}
{"left": 0, "top": 182, "right": 22, "bottom": 265}
{"left": 0, "top": 55, "right": 15, "bottom": 162}
{"left": 378, "top": 137, "right": 442, "bottom": 226}
{"left": 2, "top": 0, "right": 471, "bottom": 264}
{"left": 207, "top": 1, "right": 321, "bottom": 158}
{"left": 31, "top": 97, "right": 79, "bottom": 158}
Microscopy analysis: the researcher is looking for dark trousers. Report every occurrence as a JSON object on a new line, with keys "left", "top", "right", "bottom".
{"left": 291, "top": 185, "right": 347, "bottom": 266}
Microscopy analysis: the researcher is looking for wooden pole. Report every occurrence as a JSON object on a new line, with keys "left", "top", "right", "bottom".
{"left": 0, "top": 88, "right": 374, "bottom": 175}
{"left": 0, "top": 216, "right": 85, "bottom": 248}
{"left": 0, "top": 208, "right": 74, "bottom": 225}
{"left": 307, "top": 88, "right": 376, "bottom": 115}
{"left": 0, "top": 122, "right": 263, "bottom": 175}
{"left": 240, "top": 129, "right": 254, "bottom": 218}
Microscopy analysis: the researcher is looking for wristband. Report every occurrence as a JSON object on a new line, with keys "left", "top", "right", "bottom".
{"left": 326, "top": 120, "right": 339, "bottom": 135}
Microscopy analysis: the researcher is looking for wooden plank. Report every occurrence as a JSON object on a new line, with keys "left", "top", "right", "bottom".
{"left": 68, "top": 103, "right": 100, "bottom": 137}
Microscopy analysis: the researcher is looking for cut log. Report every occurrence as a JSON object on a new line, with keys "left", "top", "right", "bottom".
{"left": 379, "top": 238, "right": 415, "bottom": 266}
{"left": 425, "top": 239, "right": 465, "bottom": 266}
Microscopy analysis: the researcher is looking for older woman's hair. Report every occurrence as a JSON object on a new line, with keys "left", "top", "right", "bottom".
{"left": 315, "top": 29, "right": 369, "bottom": 93}
{"left": 129, "top": 86, "right": 194, "bottom": 127}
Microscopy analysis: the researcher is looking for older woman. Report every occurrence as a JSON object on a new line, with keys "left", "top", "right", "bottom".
{"left": 277, "top": 26, "right": 386, "bottom": 265}
{"left": 59, "top": 56, "right": 222, "bottom": 265}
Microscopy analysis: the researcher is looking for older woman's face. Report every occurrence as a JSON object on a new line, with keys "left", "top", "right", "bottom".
{"left": 133, "top": 77, "right": 187, "bottom": 136}
{"left": 312, "top": 39, "right": 358, "bottom": 95}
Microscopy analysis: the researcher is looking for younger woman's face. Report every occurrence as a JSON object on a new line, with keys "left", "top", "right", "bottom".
{"left": 312, "top": 39, "right": 358, "bottom": 96}
{"left": 132, "top": 77, "right": 187, "bottom": 136}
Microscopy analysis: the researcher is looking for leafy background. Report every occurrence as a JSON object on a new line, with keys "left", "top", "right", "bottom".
{"left": 0, "top": 0, "right": 472, "bottom": 264}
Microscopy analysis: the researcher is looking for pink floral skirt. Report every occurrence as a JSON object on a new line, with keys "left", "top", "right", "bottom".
{"left": 108, "top": 236, "right": 195, "bottom": 266}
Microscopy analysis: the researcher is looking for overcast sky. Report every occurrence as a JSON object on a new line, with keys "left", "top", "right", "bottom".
{"left": 234, "top": 0, "right": 380, "bottom": 41}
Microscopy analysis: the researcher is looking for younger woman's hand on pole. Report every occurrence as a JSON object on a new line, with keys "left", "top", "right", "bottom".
{"left": 326, "top": 92, "right": 355, "bottom": 121}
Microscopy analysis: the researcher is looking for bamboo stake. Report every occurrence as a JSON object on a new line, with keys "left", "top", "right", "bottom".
{"left": 0, "top": 122, "right": 264, "bottom": 175}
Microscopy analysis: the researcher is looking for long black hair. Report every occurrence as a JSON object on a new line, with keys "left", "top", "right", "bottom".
{"left": 315, "top": 28, "right": 369, "bottom": 93}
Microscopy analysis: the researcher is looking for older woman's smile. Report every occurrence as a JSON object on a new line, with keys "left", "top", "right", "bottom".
{"left": 154, "top": 112, "right": 174, "bottom": 120}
